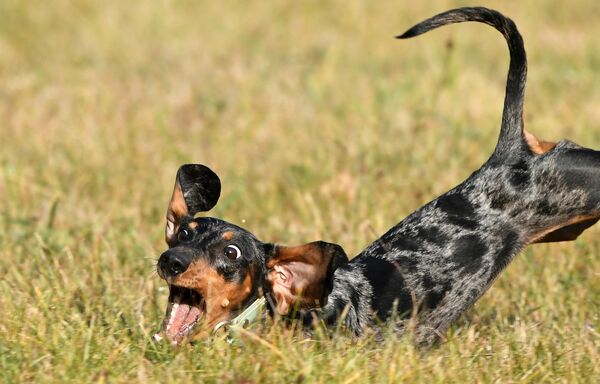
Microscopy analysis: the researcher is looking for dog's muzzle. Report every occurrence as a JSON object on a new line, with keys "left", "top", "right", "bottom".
{"left": 157, "top": 249, "right": 193, "bottom": 278}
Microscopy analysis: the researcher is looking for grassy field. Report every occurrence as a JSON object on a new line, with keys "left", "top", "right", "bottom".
{"left": 1, "top": 0, "right": 599, "bottom": 382}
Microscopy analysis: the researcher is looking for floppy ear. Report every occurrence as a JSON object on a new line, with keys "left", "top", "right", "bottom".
{"left": 265, "top": 241, "right": 348, "bottom": 315}
{"left": 165, "top": 164, "right": 221, "bottom": 246}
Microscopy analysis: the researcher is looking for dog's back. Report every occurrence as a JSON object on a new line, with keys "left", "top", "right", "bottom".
{"left": 313, "top": 7, "right": 600, "bottom": 346}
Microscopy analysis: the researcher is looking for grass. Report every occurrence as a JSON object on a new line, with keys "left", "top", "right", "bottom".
{"left": 1, "top": 0, "right": 599, "bottom": 382}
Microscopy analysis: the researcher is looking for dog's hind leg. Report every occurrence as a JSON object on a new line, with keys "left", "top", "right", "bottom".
{"left": 522, "top": 140, "right": 600, "bottom": 244}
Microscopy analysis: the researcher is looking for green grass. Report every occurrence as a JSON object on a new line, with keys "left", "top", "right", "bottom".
{"left": 1, "top": 0, "right": 599, "bottom": 382}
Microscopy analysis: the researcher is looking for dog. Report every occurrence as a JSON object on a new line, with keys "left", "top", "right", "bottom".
{"left": 154, "top": 7, "right": 600, "bottom": 347}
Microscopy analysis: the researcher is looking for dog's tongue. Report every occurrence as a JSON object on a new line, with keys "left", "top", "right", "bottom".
{"left": 155, "top": 303, "right": 201, "bottom": 344}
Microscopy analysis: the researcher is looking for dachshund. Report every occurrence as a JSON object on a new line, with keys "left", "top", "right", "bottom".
{"left": 154, "top": 7, "right": 600, "bottom": 347}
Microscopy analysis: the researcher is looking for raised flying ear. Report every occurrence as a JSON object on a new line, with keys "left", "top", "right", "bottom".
{"left": 165, "top": 164, "right": 221, "bottom": 245}
{"left": 265, "top": 241, "right": 348, "bottom": 315}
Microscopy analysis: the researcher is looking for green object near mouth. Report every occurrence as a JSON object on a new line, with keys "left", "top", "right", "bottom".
{"left": 212, "top": 297, "right": 266, "bottom": 343}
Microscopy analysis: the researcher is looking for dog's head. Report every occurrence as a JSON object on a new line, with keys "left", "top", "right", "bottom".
{"left": 155, "top": 164, "right": 348, "bottom": 345}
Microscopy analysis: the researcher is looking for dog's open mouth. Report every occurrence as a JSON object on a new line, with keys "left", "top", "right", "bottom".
{"left": 153, "top": 285, "right": 206, "bottom": 345}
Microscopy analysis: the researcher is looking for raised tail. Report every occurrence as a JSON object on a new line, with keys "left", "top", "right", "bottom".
{"left": 398, "top": 7, "right": 528, "bottom": 159}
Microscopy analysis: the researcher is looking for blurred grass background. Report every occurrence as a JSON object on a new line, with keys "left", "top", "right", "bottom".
{"left": 1, "top": 0, "right": 599, "bottom": 382}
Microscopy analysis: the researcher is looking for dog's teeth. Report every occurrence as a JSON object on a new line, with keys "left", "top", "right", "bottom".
{"left": 167, "top": 303, "right": 179, "bottom": 331}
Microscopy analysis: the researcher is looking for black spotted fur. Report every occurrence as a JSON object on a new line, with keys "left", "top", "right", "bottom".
{"left": 303, "top": 7, "right": 600, "bottom": 346}
{"left": 156, "top": 7, "right": 600, "bottom": 347}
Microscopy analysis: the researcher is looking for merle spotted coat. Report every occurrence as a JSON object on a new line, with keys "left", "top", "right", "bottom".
{"left": 314, "top": 7, "right": 600, "bottom": 345}
{"left": 155, "top": 7, "right": 600, "bottom": 347}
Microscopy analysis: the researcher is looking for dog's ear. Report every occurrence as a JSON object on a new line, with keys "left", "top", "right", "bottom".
{"left": 165, "top": 164, "right": 221, "bottom": 245}
{"left": 265, "top": 241, "right": 348, "bottom": 315}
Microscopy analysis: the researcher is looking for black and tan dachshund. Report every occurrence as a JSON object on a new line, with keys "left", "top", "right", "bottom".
{"left": 154, "top": 7, "right": 600, "bottom": 346}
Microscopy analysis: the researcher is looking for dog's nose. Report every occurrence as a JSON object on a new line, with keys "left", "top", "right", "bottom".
{"left": 158, "top": 250, "right": 192, "bottom": 278}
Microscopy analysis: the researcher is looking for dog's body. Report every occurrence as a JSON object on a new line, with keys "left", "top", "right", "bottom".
{"left": 155, "top": 7, "right": 600, "bottom": 347}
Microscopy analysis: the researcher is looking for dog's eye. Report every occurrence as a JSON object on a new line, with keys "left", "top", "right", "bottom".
{"left": 177, "top": 228, "right": 194, "bottom": 242}
{"left": 224, "top": 245, "right": 242, "bottom": 260}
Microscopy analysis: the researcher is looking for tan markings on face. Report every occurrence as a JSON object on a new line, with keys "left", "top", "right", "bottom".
{"left": 528, "top": 214, "right": 600, "bottom": 244}
{"left": 188, "top": 221, "right": 198, "bottom": 229}
{"left": 221, "top": 231, "right": 235, "bottom": 241}
{"left": 524, "top": 129, "right": 557, "bottom": 155}
{"left": 171, "top": 259, "right": 253, "bottom": 329}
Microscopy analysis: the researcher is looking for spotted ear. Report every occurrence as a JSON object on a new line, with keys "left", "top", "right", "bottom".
{"left": 265, "top": 241, "right": 348, "bottom": 315}
{"left": 165, "top": 164, "right": 221, "bottom": 246}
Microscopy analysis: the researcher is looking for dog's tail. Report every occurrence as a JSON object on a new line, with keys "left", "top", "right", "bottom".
{"left": 398, "top": 7, "right": 527, "bottom": 160}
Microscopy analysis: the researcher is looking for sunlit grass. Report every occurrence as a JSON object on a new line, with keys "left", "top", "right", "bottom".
{"left": 1, "top": 0, "right": 599, "bottom": 382}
